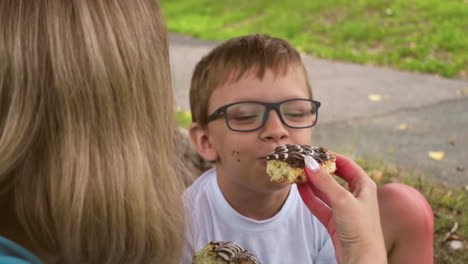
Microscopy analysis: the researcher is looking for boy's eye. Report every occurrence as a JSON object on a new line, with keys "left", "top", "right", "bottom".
{"left": 227, "top": 103, "right": 264, "bottom": 124}
{"left": 282, "top": 107, "right": 314, "bottom": 118}
{"left": 230, "top": 113, "right": 260, "bottom": 122}
{"left": 283, "top": 111, "right": 307, "bottom": 118}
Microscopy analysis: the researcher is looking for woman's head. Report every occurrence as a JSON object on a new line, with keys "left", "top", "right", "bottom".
{"left": 0, "top": 0, "right": 184, "bottom": 262}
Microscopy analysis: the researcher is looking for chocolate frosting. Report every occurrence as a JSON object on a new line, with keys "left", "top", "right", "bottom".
{"left": 266, "top": 144, "right": 334, "bottom": 168}
{"left": 209, "top": 241, "right": 260, "bottom": 264}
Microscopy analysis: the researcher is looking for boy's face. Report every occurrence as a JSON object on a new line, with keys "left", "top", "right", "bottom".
{"left": 199, "top": 67, "right": 314, "bottom": 193}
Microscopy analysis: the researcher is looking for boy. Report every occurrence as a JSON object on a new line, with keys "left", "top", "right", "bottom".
{"left": 184, "top": 34, "right": 434, "bottom": 263}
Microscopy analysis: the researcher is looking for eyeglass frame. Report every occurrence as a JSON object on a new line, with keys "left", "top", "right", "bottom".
{"left": 206, "top": 98, "right": 321, "bottom": 132}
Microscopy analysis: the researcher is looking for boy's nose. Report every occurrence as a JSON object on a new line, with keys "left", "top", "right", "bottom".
{"left": 259, "top": 110, "right": 289, "bottom": 142}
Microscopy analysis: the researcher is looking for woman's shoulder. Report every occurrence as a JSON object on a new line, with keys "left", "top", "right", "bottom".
{"left": 0, "top": 237, "right": 43, "bottom": 264}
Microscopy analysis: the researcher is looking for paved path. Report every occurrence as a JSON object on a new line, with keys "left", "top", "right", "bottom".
{"left": 169, "top": 34, "right": 468, "bottom": 186}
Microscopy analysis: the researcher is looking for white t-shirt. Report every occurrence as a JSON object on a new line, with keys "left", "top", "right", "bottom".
{"left": 182, "top": 168, "right": 336, "bottom": 264}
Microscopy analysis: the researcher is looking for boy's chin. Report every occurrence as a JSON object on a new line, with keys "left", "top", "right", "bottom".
{"left": 263, "top": 176, "right": 291, "bottom": 190}
{"left": 258, "top": 169, "right": 287, "bottom": 184}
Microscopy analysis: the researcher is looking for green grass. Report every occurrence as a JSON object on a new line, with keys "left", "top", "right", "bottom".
{"left": 161, "top": 0, "right": 468, "bottom": 78}
{"left": 175, "top": 109, "right": 192, "bottom": 129}
{"left": 175, "top": 110, "right": 467, "bottom": 263}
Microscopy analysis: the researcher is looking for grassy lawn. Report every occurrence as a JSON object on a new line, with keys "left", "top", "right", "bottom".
{"left": 175, "top": 109, "right": 468, "bottom": 263}
{"left": 161, "top": 0, "right": 468, "bottom": 78}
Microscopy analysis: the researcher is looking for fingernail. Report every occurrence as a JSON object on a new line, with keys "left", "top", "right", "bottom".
{"left": 305, "top": 156, "right": 320, "bottom": 173}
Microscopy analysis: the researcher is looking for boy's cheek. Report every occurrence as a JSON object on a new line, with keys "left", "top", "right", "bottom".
{"left": 231, "top": 149, "right": 241, "bottom": 163}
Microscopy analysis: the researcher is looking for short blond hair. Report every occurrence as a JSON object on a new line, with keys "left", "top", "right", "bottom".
{"left": 190, "top": 34, "right": 313, "bottom": 127}
{"left": 0, "top": 0, "right": 184, "bottom": 263}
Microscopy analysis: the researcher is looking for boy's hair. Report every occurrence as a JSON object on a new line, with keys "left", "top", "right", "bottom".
{"left": 190, "top": 33, "right": 313, "bottom": 127}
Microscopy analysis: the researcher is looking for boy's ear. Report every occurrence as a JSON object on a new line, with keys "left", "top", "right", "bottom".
{"left": 189, "top": 122, "right": 219, "bottom": 162}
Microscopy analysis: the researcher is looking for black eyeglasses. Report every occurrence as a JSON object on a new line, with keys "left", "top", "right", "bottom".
{"left": 207, "top": 99, "right": 321, "bottom": 132}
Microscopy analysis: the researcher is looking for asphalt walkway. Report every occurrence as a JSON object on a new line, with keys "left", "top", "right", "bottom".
{"left": 169, "top": 34, "right": 468, "bottom": 186}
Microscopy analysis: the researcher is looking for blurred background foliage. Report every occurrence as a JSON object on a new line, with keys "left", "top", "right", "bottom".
{"left": 161, "top": 0, "right": 468, "bottom": 78}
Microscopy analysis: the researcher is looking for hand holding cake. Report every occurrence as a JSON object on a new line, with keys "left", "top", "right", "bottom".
{"left": 297, "top": 151, "right": 387, "bottom": 264}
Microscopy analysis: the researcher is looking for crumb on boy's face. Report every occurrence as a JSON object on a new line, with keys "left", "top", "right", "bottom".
{"left": 206, "top": 68, "right": 313, "bottom": 193}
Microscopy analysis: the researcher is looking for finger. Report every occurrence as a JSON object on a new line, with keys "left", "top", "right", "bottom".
{"left": 304, "top": 171, "right": 332, "bottom": 207}
{"left": 333, "top": 154, "right": 371, "bottom": 192}
{"left": 304, "top": 156, "right": 351, "bottom": 209}
{"left": 297, "top": 183, "right": 334, "bottom": 233}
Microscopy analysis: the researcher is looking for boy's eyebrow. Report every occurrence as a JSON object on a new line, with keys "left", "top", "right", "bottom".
{"left": 215, "top": 97, "right": 312, "bottom": 107}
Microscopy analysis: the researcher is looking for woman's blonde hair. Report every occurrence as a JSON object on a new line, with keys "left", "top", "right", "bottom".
{"left": 0, "top": 0, "right": 184, "bottom": 263}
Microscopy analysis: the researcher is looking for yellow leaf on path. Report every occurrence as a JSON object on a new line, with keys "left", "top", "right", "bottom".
{"left": 370, "top": 170, "right": 383, "bottom": 182}
{"left": 443, "top": 191, "right": 452, "bottom": 201}
{"left": 368, "top": 94, "right": 383, "bottom": 101}
{"left": 397, "top": 123, "right": 409, "bottom": 131}
{"left": 428, "top": 151, "right": 445, "bottom": 160}
{"left": 457, "top": 88, "right": 468, "bottom": 95}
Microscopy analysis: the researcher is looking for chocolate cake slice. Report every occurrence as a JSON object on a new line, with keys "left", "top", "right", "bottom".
{"left": 266, "top": 144, "right": 336, "bottom": 184}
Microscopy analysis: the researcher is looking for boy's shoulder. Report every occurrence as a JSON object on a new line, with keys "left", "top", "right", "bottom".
{"left": 183, "top": 168, "right": 219, "bottom": 225}
{"left": 184, "top": 168, "right": 217, "bottom": 199}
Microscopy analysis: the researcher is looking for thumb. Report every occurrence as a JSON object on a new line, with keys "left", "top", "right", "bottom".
{"left": 305, "top": 156, "right": 350, "bottom": 209}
